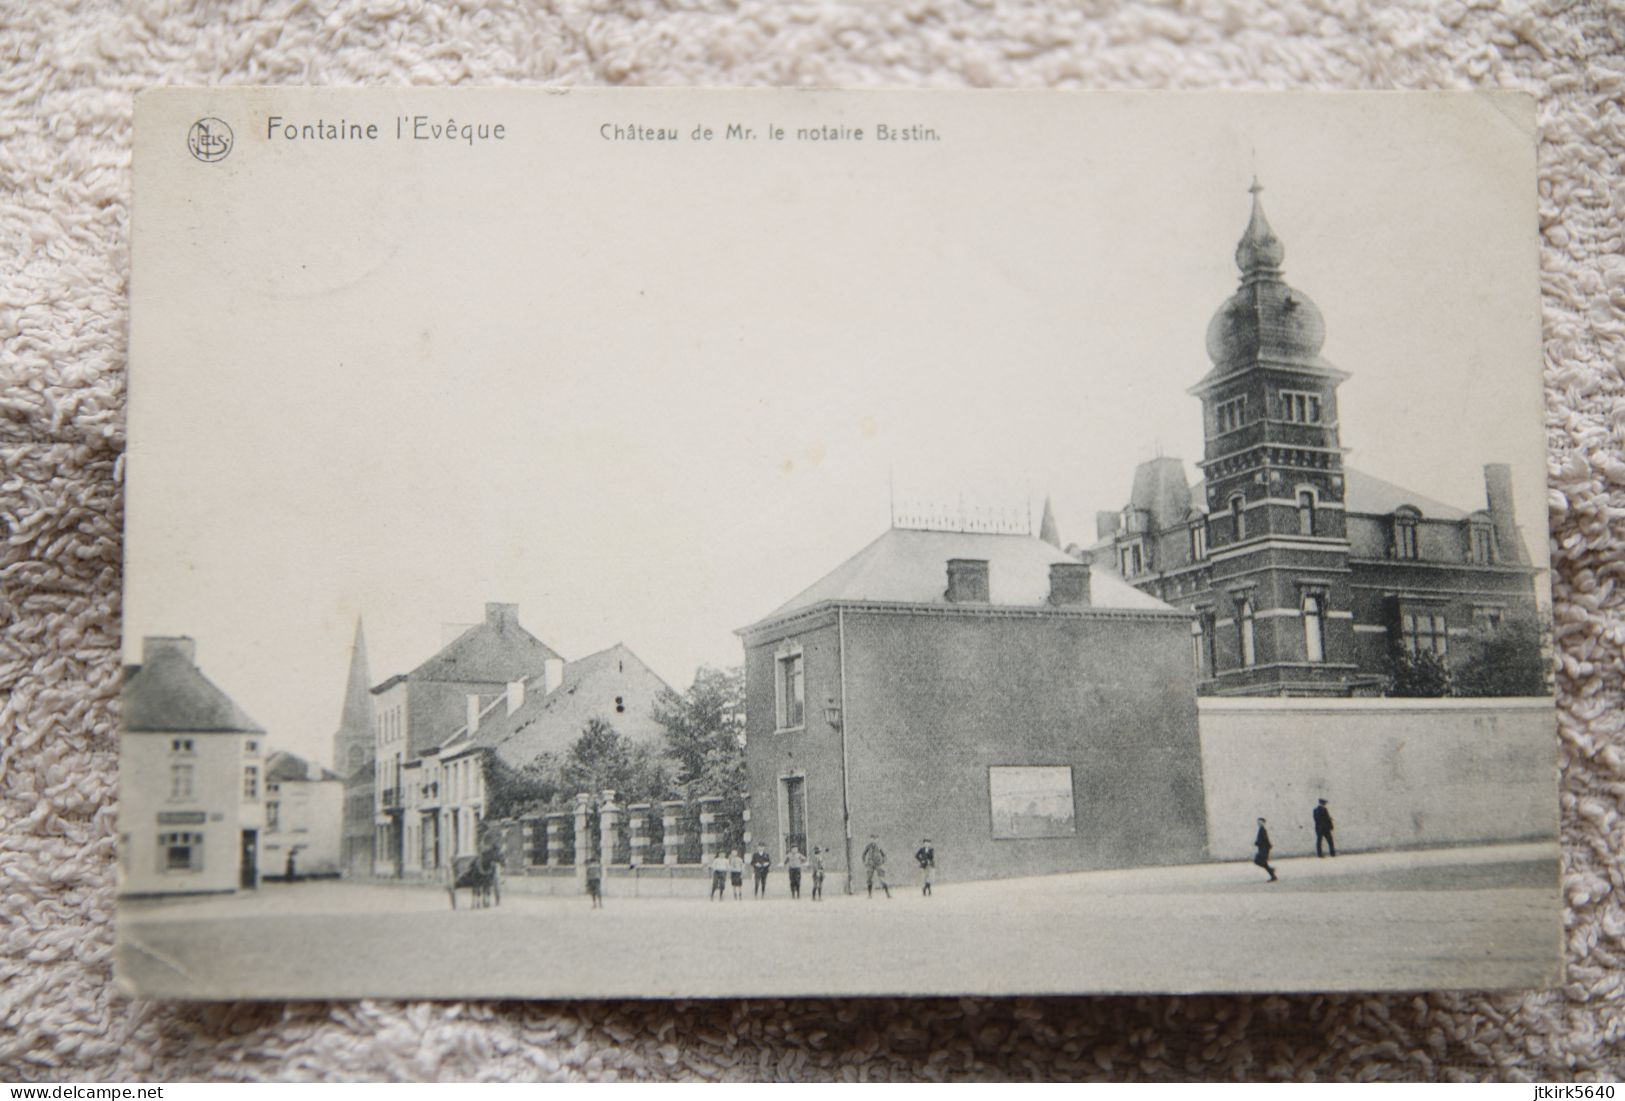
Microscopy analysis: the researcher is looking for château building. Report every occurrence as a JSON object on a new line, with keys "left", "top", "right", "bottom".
{"left": 1094, "top": 183, "right": 1542, "bottom": 697}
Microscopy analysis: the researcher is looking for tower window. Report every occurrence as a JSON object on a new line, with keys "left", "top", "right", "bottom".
{"left": 1236, "top": 597, "right": 1256, "bottom": 667}
{"left": 1230, "top": 496, "right": 1246, "bottom": 542}
{"left": 1216, "top": 396, "right": 1247, "bottom": 434}
{"left": 1280, "top": 390, "right": 1322, "bottom": 424}
{"left": 1303, "top": 593, "right": 1326, "bottom": 663}
{"left": 1298, "top": 490, "right": 1316, "bottom": 536}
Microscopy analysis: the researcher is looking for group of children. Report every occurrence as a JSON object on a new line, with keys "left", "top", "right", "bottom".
{"left": 707, "top": 843, "right": 828, "bottom": 901}
{"left": 584, "top": 836, "right": 940, "bottom": 906}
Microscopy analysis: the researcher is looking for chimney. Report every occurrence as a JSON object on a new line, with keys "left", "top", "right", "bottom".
{"left": 1484, "top": 464, "right": 1523, "bottom": 562}
{"left": 1047, "top": 561, "right": 1092, "bottom": 607}
{"left": 485, "top": 603, "right": 520, "bottom": 630}
{"left": 945, "top": 559, "right": 990, "bottom": 604}
{"left": 543, "top": 657, "right": 565, "bottom": 695}
{"left": 506, "top": 679, "right": 525, "bottom": 715}
{"left": 467, "top": 693, "right": 482, "bottom": 734}
{"left": 143, "top": 636, "right": 197, "bottom": 665}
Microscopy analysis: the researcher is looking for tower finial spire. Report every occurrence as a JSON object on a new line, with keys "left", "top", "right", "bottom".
{"left": 1236, "top": 177, "right": 1284, "bottom": 277}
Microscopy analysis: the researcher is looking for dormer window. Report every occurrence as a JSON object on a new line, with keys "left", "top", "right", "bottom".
{"left": 1216, "top": 396, "right": 1246, "bottom": 435}
{"left": 1469, "top": 521, "right": 1496, "bottom": 564}
{"left": 1120, "top": 540, "right": 1144, "bottom": 578}
{"left": 1189, "top": 519, "right": 1208, "bottom": 562}
{"left": 1392, "top": 508, "right": 1420, "bottom": 560}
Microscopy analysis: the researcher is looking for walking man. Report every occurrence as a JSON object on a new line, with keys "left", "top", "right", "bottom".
{"left": 914, "top": 838, "right": 936, "bottom": 897}
{"left": 861, "top": 834, "right": 891, "bottom": 898}
{"left": 810, "top": 846, "right": 826, "bottom": 901}
{"left": 1254, "top": 817, "right": 1278, "bottom": 882}
{"left": 785, "top": 843, "right": 806, "bottom": 899}
{"left": 751, "top": 842, "right": 772, "bottom": 898}
{"left": 1313, "top": 798, "right": 1336, "bottom": 857}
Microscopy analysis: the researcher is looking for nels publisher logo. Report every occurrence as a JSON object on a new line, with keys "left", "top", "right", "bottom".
{"left": 187, "top": 117, "right": 233, "bottom": 163}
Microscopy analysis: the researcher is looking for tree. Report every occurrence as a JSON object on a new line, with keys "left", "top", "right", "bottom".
{"left": 1384, "top": 645, "right": 1451, "bottom": 697}
{"left": 557, "top": 717, "right": 672, "bottom": 803}
{"left": 1452, "top": 613, "right": 1551, "bottom": 697}
{"left": 482, "top": 752, "right": 561, "bottom": 820}
{"left": 654, "top": 665, "right": 746, "bottom": 797}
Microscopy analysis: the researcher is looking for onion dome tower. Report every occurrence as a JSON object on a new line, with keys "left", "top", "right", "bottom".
{"left": 1187, "top": 181, "right": 1354, "bottom": 692}
{"left": 1190, "top": 179, "right": 1349, "bottom": 540}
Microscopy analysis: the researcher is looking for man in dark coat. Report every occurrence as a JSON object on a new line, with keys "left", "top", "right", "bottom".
{"left": 1313, "top": 798, "right": 1336, "bottom": 858}
{"left": 750, "top": 843, "right": 773, "bottom": 898}
{"left": 861, "top": 835, "right": 891, "bottom": 898}
{"left": 1254, "top": 817, "right": 1278, "bottom": 882}
{"left": 914, "top": 839, "right": 936, "bottom": 897}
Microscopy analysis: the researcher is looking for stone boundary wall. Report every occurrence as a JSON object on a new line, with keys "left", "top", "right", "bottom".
{"left": 1198, "top": 697, "right": 1558, "bottom": 861}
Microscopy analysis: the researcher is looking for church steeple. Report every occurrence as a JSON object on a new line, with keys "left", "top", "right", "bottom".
{"left": 332, "top": 618, "right": 375, "bottom": 774}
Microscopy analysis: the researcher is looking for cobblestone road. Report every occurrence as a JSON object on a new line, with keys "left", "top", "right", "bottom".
{"left": 117, "top": 843, "right": 1559, "bottom": 999}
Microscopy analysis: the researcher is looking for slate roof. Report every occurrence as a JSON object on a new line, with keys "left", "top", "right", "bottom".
{"left": 265, "top": 750, "right": 343, "bottom": 784}
{"left": 408, "top": 616, "right": 562, "bottom": 684}
{"left": 1130, "top": 456, "right": 1197, "bottom": 530}
{"left": 124, "top": 643, "right": 264, "bottom": 734}
{"left": 439, "top": 643, "right": 673, "bottom": 767}
{"left": 1341, "top": 468, "right": 1470, "bottom": 521}
{"left": 1181, "top": 467, "right": 1470, "bottom": 522}
{"left": 752, "top": 528, "right": 1174, "bottom": 628}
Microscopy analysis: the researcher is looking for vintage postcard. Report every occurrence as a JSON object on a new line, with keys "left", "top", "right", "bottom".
{"left": 119, "top": 89, "right": 1559, "bottom": 998}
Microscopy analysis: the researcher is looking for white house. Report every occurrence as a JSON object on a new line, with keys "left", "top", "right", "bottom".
{"left": 120, "top": 637, "right": 265, "bottom": 895}
{"left": 262, "top": 751, "right": 345, "bottom": 879}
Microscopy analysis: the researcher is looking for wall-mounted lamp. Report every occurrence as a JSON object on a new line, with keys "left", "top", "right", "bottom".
{"left": 822, "top": 699, "right": 842, "bottom": 731}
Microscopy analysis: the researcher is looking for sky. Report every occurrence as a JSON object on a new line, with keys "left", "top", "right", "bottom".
{"left": 126, "top": 90, "right": 1547, "bottom": 768}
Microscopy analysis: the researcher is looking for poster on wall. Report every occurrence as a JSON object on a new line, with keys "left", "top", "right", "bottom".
{"left": 119, "top": 88, "right": 1558, "bottom": 999}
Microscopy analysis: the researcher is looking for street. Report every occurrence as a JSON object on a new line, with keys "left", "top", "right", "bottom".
{"left": 117, "top": 843, "right": 1560, "bottom": 999}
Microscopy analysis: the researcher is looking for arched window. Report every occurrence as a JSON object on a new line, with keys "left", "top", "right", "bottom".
{"left": 1303, "top": 593, "right": 1325, "bottom": 663}
{"left": 1230, "top": 495, "right": 1246, "bottom": 542}
{"left": 1298, "top": 490, "right": 1316, "bottom": 536}
{"left": 1237, "top": 597, "right": 1256, "bottom": 667}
